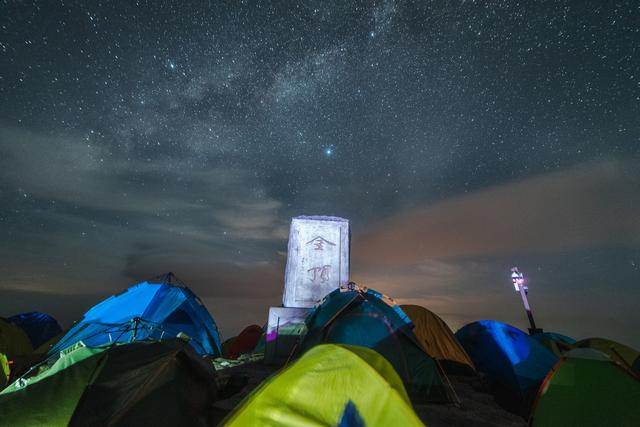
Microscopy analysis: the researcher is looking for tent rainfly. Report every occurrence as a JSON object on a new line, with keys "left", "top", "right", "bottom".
{"left": 8, "top": 312, "right": 62, "bottom": 349}
{"left": 0, "top": 340, "right": 218, "bottom": 427}
{"left": 48, "top": 273, "right": 222, "bottom": 357}
{"left": 530, "top": 348, "right": 640, "bottom": 426}
{"left": 298, "top": 286, "right": 450, "bottom": 403}
{"left": 224, "top": 344, "right": 425, "bottom": 427}
{"left": 456, "top": 320, "right": 558, "bottom": 416}
{"left": 400, "top": 304, "right": 475, "bottom": 375}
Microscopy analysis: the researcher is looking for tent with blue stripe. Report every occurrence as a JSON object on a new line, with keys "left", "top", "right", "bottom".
{"left": 48, "top": 273, "right": 222, "bottom": 357}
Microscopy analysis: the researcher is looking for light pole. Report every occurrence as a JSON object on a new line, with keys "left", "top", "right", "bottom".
{"left": 511, "top": 267, "right": 542, "bottom": 335}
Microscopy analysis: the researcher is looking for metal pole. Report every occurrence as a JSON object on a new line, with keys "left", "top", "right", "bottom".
{"left": 518, "top": 286, "right": 538, "bottom": 331}
{"left": 511, "top": 267, "right": 540, "bottom": 335}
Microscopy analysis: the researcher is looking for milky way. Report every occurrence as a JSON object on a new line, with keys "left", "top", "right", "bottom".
{"left": 1, "top": 1, "right": 639, "bottom": 344}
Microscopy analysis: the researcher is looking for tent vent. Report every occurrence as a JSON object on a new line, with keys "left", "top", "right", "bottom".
{"left": 177, "top": 332, "right": 191, "bottom": 342}
{"left": 60, "top": 340, "right": 86, "bottom": 357}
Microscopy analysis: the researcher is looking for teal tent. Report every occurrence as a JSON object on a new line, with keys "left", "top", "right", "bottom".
{"left": 298, "top": 286, "right": 449, "bottom": 403}
{"left": 532, "top": 331, "right": 576, "bottom": 356}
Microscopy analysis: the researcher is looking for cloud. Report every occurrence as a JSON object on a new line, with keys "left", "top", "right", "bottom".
{"left": 354, "top": 159, "right": 640, "bottom": 265}
{"left": 0, "top": 125, "right": 286, "bottom": 241}
{"left": 122, "top": 258, "right": 285, "bottom": 301}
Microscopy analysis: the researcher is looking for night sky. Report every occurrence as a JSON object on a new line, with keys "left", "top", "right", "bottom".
{"left": 1, "top": 1, "right": 639, "bottom": 346}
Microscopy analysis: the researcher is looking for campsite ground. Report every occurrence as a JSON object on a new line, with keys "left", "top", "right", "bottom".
{"left": 212, "top": 361, "right": 527, "bottom": 426}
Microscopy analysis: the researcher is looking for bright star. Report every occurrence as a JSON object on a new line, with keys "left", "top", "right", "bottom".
{"left": 324, "top": 147, "right": 333, "bottom": 156}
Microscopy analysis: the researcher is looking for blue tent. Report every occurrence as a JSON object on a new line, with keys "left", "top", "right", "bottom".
{"left": 48, "top": 273, "right": 222, "bottom": 357}
{"left": 8, "top": 312, "right": 62, "bottom": 349}
{"left": 455, "top": 320, "right": 558, "bottom": 416}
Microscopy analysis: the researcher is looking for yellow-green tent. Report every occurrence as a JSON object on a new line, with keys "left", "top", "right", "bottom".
{"left": 0, "top": 318, "right": 32, "bottom": 359}
{"left": 0, "top": 318, "right": 33, "bottom": 383}
{"left": 401, "top": 304, "right": 475, "bottom": 374}
{"left": 224, "top": 344, "right": 425, "bottom": 426}
{"left": 575, "top": 337, "right": 639, "bottom": 373}
{"left": 0, "top": 353, "right": 9, "bottom": 390}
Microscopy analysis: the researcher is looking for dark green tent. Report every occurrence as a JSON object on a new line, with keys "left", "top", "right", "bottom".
{"left": 298, "top": 286, "right": 449, "bottom": 403}
{"left": 0, "top": 340, "right": 218, "bottom": 426}
{"left": 530, "top": 349, "right": 640, "bottom": 426}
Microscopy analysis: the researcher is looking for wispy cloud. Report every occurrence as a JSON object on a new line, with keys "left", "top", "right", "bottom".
{"left": 354, "top": 159, "right": 640, "bottom": 265}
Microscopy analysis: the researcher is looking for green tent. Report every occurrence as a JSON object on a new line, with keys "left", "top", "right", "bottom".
{"left": 575, "top": 337, "right": 639, "bottom": 373}
{"left": 298, "top": 286, "right": 449, "bottom": 403}
{"left": 224, "top": 344, "right": 424, "bottom": 426}
{"left": 0, "top": 340, "right": 218, "bottom": 426}
{"left": 530, "top": 349, "right": 640, "bottom": 426}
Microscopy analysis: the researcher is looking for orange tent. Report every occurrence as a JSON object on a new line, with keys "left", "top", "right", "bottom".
{"left": 401, "top": 304, "right": 475, "bottom": 374}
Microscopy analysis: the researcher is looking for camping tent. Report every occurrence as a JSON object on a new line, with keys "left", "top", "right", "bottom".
{"left": 48, "top": 273, "right": 222, "bottom": 357}
{"left": 530, "top": 348, "right": 640, "bottom": 426}
{"left": 226, "top": 325, "right": 262, "bottom": 359}
{"left": 8, "top": 312, "right": 62, "bottom": 349}
{"left": 0, "top": 318, "right": 33, "bottom": 382}
{"left": 299, "top": 286, "right": 449, "bottom": 403}
{"left": 456, "top": 320, "right": 558, "bottom": 416}
{"left": 224, "top": 344, "right": 424, "bottom": 426}
{"left": 0, "top": 318, "right": 32, "bottom": 360}
{"left": 574, "top": 337, "right": 639, "bottom": 374}
{"left": 0, "top": 353, "right": 9, "bottom": 390}
{"left": 0, "top": 340, "right": 218, "bottom": 427}
{"left": 531, "top": 332, "right": 576, "bottom": 357}
{"left": 400, "top": 304, "right": 475, "bottom": 374}
{"left": 221, "top": 337, "right": 236, "bottom": 358}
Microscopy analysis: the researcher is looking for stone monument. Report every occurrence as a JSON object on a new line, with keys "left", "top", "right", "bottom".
{"left": 265, "top": 215, "right": 350, "bottom": 364}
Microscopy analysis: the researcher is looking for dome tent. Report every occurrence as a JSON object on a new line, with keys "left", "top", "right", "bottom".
{"left": 226, "top": 324, "right": 262, "bottom": 359}
{"left": 530, "top": 348, "right": 640, "bottom": 426}
{"left": 0, "top": 318, "right": 33, "bottom": 384}
{"left": 400, "top": 304, "right": 475, "bottom": 375}
{"left": 224, "top": 344, "right": 424, "bottom": 426}
{"left": 0, "top": 340, "right": 218, "bottom": 427}
{"left": 8, "top": 312, "right": 62, "bottom": 349}
{"left": 531, "top": 331, "right": 576, "bottom": 357}
{"left": 0, "top": 353, "right": 9, "bottom": 390}
{"left": 455, "top": 320, "right": 558, "bottom": 416}
{"left": 574, "top": 337, "right": 639, "bottom": 374}
{"left": 0, "top": 318, "right": 32, "bottom": 361}
{"left": 48, "top": 273, "right": 222, "bottom": 357}
{"left": 298, "top": 285, "right": 450, "bottom": 403}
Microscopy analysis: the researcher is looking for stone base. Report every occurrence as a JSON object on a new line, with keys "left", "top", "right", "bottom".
{"left": 264, "top": 306, "right": 311, "bottom": 365}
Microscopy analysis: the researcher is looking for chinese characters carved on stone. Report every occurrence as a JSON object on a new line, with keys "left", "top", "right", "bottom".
{"left": 306, "top": 236, "right": 336, "bottom": 251}
{"left": 307, "top": 265, "right": 331, "bottom": 284}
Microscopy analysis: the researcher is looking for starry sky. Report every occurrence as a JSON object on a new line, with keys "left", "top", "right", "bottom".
{"left": 1, "top": 1, "right": 639, "bottom": 346}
